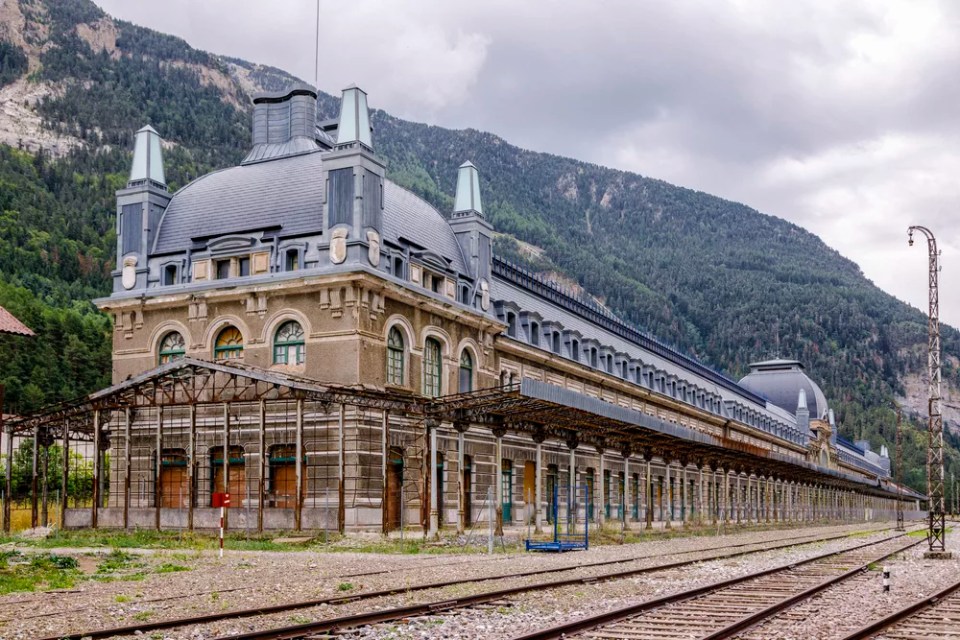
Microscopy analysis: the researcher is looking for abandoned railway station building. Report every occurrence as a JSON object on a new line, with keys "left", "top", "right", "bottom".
{"left": 5, "top": 84, "right": 922, "bottom": 536}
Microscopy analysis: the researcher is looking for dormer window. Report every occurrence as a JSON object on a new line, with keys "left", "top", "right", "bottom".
{"left": 571, "top": 340, "right": 580, "bottom": 361}
{"left": 529, "top": 322, "right": 540, "bottom": 346}
{"left": 552, "top": 333, "right": 561, "bottom": 354}
{"left": 215, "top": 259, "right": 231, "bottom": 280}
{"left": 285, "top": 249, "right": 300, "bottom": 271}
{"left": 238, "top": 256, "right": 251, "bottom": 277}
{"left": 506, "top": 312, "right": 517, "bottom": 337}
{"left": 589, "top": 347, "right": 598, "bottom": 368}
{"left": 393, "top": 257, "right": 404, "bottom": 279}
{"left": 163, "top": 264, "right": 178, "bottom": 286}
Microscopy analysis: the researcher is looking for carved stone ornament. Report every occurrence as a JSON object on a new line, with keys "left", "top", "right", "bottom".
{"left": 121, "top": 255, "right": 138, "bottom": 290}
{"left": 479, "top": 279, "right": 490, "bottom": 311}
{"left": 366, "top": 229, "right": 381, "bottom": 266}
{"left": 330, "top": 227, "right": 349, "bottom": 264}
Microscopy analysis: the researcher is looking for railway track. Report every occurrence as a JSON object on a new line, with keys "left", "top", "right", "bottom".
{"left": 510, "top": 534, "right": 920, "bottom": 640}
{"left": 34, "top": 525, "right": 913, "bottom": 640}
{"left": 838, "top": 573, "right": 960, "bottom": 640}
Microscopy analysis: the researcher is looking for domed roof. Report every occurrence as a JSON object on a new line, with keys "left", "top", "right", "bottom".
{"left": 738, "top": 359, "right": 829, "bottom": 418}
{"left": 152, "top": 150, "right": 466, "bottom": 273}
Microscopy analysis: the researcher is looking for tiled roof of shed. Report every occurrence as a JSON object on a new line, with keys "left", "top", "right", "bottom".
{"left": 0, "top": 306, "right": 34, "bottom": 336}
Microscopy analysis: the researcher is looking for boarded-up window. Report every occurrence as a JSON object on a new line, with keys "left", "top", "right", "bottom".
{"left": 121, "top": 203, "right": 142, "bottom": 254}
{"left": 328, "top": 168, "right": 354, "bottom": 227}
{"left": 362, "top": 171, "right": 382, "bottom": 230}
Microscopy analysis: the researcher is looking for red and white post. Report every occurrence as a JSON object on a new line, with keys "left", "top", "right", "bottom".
{"left": 219, "top": 493, "right": 230, "bottom": 558}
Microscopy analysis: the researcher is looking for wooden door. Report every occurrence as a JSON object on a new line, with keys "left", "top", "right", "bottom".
{"left": 212, "top": 464, "right": 246, "bottom": 508}
{"left": 271, "top": 463, "right": 303, "bottom": 509}
{"left": 523, "top": 461, "right": 536, "bottom": 508}
{"left": 385, "top": 447, "right": 404, "bottom": 531}
{"left": 160, "top": 466, "right": 187, "bottom": 508}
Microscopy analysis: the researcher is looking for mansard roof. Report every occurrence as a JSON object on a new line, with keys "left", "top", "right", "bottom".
{"left": 152, "top": 152, "right": 467, "bottom": 273}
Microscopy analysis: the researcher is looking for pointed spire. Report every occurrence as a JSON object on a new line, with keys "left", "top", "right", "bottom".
{"left": 797, "top": 388, "right": 807, "bottom": 411}
{"left": 453, "top": 161, "right": 483, "bottom": 217}
{"left": 336, "top": 85, "right": 372, "bottom": 148}
{"left": 129, "top": 125, "right": 166, "bottom": 187}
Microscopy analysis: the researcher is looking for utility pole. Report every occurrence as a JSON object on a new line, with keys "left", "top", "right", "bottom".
{"left": 893, "top": 401, "right": 904, "bottom": 531}
{"left": 908, "top": 226, "right": 949, "bottom": 557}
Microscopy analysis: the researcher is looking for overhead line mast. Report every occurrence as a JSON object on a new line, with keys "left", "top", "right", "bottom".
{"left": 908, "top": 225, "right": 949, "bottom": 557}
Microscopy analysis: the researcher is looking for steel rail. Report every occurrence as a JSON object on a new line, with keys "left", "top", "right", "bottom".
{"left": 510, "top": 533, "right": 917, "bottom": 640}
{"left": 212, "top": 530, "right": 917, "bottom": 640}
{"left": 37, "top": 526, "right": 907, "bottom": 640}
{"left": 838, "top": 573, "right": 960, "bottom": 640}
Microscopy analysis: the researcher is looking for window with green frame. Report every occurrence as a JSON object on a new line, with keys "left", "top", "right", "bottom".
{"left": 158, "top": 331, "right": 186, "bottom": 364}
{"left": 423, "top": 337, "right": 442, "bottom": 397}
{"left": 387, "top": 327, "right": 405, "bottom": 385}
{"left": 458, "top": 349, "right": 473, "bottom": 393}
{"left": 273, "top": 321, "right": 305, "bottom": 365}
{"left": 214, "top": 326, "right": 243, "bottom": 360}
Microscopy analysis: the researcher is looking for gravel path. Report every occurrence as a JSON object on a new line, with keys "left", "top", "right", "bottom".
{"left": 0, "top": 522, "right": 913, "bottom": 639}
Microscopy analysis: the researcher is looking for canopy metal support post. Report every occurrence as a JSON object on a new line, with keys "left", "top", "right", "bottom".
{"left": 383, "top": 410, "right": 391, "bottom": 536}
{"left": 598, "top": 448, "right": 605, "bottom": 528}
{"left": 187, "top": 404, "right": 196, "bottom": 531}
{"left": 664, "top": 460, "right": 672, "bottom": 529}
{"left": 534, "top": 433, "right": 544, "bottom": 534}
{"left": 428, "top": 418, "right": 439, "bottom": 539}
{"left": 337, "top": 403, "right": 345, "bottom": 535}
{"left": 40, "top": 434, "right": 49, "bottom": 527}
{"left": 91, "top": 409, "right": 100, "bottom": 529}
{"left": 295, "top": 398, "right": 304, "bottom": 532}
{"left": 60, "top": 421, "right": 69, "bottom": 528}
{"left": 30, "top": 426, "right": 38, "bottom": 528}
{"left": 645, "top": 456, "right": 653, "bottom": 530}
{"left": 222, "top": 403, "right": 230, "bottom": 531}
{"left": 257, "top": 400, "right": 266, "bottom": 533}
{"left": 123, "top": 408, "right": 131, "bottom": 529}
{"left": 494, "top": 428, "right": 504, "bottom": 537}
{"left": 622, "top": 450, "right": 631, "bottom": 530}
{"left": 155, "top": 407, "right": 163, "bottom": 531}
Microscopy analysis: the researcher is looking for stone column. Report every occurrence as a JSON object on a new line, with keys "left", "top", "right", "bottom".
{"left": 494, "top": 426, "right": 506, "bottom": 537}
{"left": 597, "top": 446, "right": 605, "bottom": 528}
{"left": 566, "top": 434, "right": 578, "bottom": 529}
{"left": 621, "top": 446, "right": 632, "bottom": 530}
{"left": 645, "top": 451, "right": 654, "bottom": 530}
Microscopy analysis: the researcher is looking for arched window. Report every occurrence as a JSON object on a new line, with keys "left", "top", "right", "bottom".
{"left": 214, "top": 326, "right": 243, "bottom": 361}
{"left": 459, "top": 350, "right": 473, "bottom": 393}
{"left": 158, "top": 331, "right": 186, "bottom": 365}
{"left": 273, "top": 321, "right": 305, "bottom": 365}
{"left": 387, "top": 327, "right": 405, "bottom": 385}
{"left": 423, "top": 337, "right": 442, "bottom": 397}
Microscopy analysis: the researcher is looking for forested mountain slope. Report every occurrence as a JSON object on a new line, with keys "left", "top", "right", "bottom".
{"left": 0, "top": 0, "right": 956, "bottom": 493}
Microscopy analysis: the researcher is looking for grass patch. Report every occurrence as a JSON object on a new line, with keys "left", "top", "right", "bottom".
{"left": 0, "top": 551, "right": 80, "bottom": 594}
{"left": 155, "top": 563, "right": 190, "bottom": 574}
{"left": 115, "top": 594, "right": 131, "bottom": 603}
{"left": 337, "top": 582, "right": 354, "bottom": 591}
{"left": 132, "top": 610, "right": 153, "bottom": 621}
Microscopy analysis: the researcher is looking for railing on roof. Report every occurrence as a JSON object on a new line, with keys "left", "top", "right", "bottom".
{"left": 837, "top": 448, "right": 888, "bottom": 478}
{"left": 836, "top": 435, "right": 866, "bottom": 456}
{"left": 492, "top": 257, "right": 767, "bottom": 406}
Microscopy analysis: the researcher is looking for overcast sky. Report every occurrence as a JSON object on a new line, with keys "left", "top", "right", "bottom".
{"left": 93, "top": 0, "right": 960, "bottom": 326}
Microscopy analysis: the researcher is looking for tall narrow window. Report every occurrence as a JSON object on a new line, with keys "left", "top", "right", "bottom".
{"left": 273, "top": 321, "right": 305, "bottom": 365}
{"left": 215, "top": 259, "right": 231, "bottom": 279}
{"left": 529, "top": 322, "right": 540, "bottom": 346}
{"left": 158, "top": 331, "right": 186, "bottom": 364}
{"left": 214, "top": 326, "right": 243, "bottom": 360}
{"left": 163, "top": 264, "right": 178, "bottom": 286}
{"left": 423, "top": 337, "right": 442, "bottom": 397}
{"left": 459, "top": 350, "right": 473, "bottom": 393}
{"left": 387, "top": 327, "right": 405, "bottom": 385}
{"left": 238, "top": 256, "right": 251, "bottom": 277}
{"left": 285, "top": 249, "right": 300, "bottom": 271}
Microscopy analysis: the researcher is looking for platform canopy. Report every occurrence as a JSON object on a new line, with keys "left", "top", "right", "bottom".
{"left": 5, "top": 357, "right": 421, "bottom": 440}
{"left": 425, "top": 378, "right": 919, "bottom": 500}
